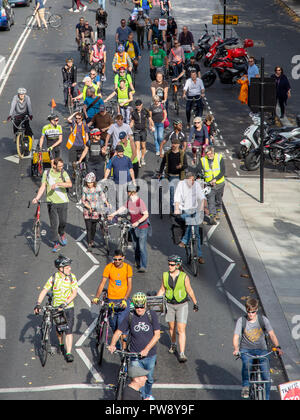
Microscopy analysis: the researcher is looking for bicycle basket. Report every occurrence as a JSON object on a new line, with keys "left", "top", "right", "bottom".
{"left": 146, "top": 296, "right": 166, "bottom": 315}
{"left": 52, "top": 309, "right": 69, "bottom": 333}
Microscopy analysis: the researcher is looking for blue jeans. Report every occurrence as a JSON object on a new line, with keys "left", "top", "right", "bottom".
{"left": 154, "top": 122, "right": 164, "bottom": 153}
{"left": 98, "top": 0, "right": 106, "bottom": 9}
{"left": 178, "top": 213, "right": 202, "bottom": 257}
{"left": 169, "top": 176, "right": 180, "bottom": 214}
{"left": 131, "top": 354, "right": 157, "bottom": 399}
{"left": 240, "top": 349, "right": 271, "bottom": 400}
{"left": 131, "top": 226, "right": 149, "bottom": 270}
{"left": 108, "top": 298, "right": 130, "bottom": 334}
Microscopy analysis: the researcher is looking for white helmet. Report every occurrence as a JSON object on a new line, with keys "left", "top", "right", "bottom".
{"left": 18, "top": 87, "right": 27, "bottom": 95}
{"left": 85, "top": 172, "right": 96, "bottom": 183}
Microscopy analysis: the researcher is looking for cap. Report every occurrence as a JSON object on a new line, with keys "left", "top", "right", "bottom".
{"left": 115, "top": 144, "right": 124, "bottom": 152}
{"left": 119, "top": 131, "right": 127, "bottom": 139}
{"left": 128, "top": 365, "right": 150, "bottom": 378}
{"left": 135, "top": 99, "right": 143, "bottom": 106}
{"left": 97, "top": 39, "right": 103, "bottom": 45}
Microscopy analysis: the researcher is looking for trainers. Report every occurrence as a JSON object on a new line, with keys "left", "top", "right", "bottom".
{"left": 144, "top": 395, "right": 155, "bottom": 400}
{"left": 168, "top": 343, "right": 177, "bottom": 354}
{"left": 241, "top": 386, "right": 249, "bottom": 399}
{"left": 68, "top": 8, "right": 74, "bottom": 12}
{"left": 65, "top": 353, "right": 74, "bottom": 363}
{"left": 209, "top": 215, "right": 217, "bottom": 225}
{"left": 74, "top": 9, "right": 79, "bottom": 13}
{"left": 179, "top": 352, "right": 187, "bottom": 363}
{"left": 198, "top": 257, "right": 205, "bottom": 264}
{"left": 141, "top": 158, "right": 146, "bottom": 166}
{"left": 83, "top": 5, "right": 87, "bottom": 11}
{"left": 52, "top": 242, "right": 60, "bottom": 253}
{"left": 60, "top": 234, "right": 68, "bottom": 246}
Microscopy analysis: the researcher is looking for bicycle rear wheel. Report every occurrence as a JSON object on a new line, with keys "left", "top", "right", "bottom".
{"left": 67, "top": 92, "right": 74, "bottom": 115}
{"left": 16, "top": 133, "right": 26, "bottom": 159}
{"left": 97, "top": 322, "right": 108, "bottom": 366}
{"left": 33, "top": 220, "right": 42, "bottom": 256}
{"left": 190, "top": 238, "right": 198, "bottom": 277}
{"left": 75, "top": 173, "right": 83, "bottom": 203}
{"left": 115, "top": 375, "right": 126, "bottom": 400}
{"left": 48, "top": 14, "right": 62, "bottom": 29}
{"left": 159, "top": 185, "right": 163, "bottom": 219}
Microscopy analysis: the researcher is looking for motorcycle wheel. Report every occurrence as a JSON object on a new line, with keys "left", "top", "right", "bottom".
{"left": 202, "top": 72, "right": 216, "bottom": 88}
{"left": 245, "top": 151, "right": 261, "bottom": 171}
{"left": 203, "top": 58, "right": 210, "bottom": 67}
{"left": 238, "top": 144, "right": 251, "bottom": 160}
{"left": 196, "top": 49, "right": 205, "bottom": 61}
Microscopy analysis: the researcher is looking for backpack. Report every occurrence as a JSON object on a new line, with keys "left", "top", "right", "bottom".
{"left": 45, "top": 169, "right": 70, "bottom": 193}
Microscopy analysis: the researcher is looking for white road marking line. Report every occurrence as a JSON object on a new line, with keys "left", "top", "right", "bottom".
{"left": 209, "top": 245, "right": 235, "bottom": 263}
{"left": 0, "top": 383, "right": 278, "bottom": 393}
{"left": 76, "top": 230, "right": 87, "bottom": 242}
{"left": 75, "top": 349, "right": 103, "bottom": 383}
{"left": 77, "top": 265, "right": 99, "bottom": 287}
{"left": 77, "top": 288, "right": 92, "bottom": 308}
{"left": 75, "top": 317, "right": 98, "bottom": 348}
{"left": 221, "top": 262, "right": 236, "bottom": 284}
{"left": 77, "top": 242, "right": 100, "bottom": 265}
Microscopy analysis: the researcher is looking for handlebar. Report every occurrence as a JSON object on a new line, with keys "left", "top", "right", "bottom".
{"left": 235, "top": 348, "right": 279, "bottom": 360}
{"left": 113, "top": 349, "right": 142, "bottom": 359}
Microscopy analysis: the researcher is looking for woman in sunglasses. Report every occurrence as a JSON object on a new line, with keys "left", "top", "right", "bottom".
{"left": 157, "top": 255, "right": 198, "bottom": 363}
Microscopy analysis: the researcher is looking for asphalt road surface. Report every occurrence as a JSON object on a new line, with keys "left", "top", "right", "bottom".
{"left": 0, "top": 0, "right": 289, "bottom": 400}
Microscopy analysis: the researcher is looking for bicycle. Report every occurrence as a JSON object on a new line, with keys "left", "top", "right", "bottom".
{"left": 28, "top": 200, "right": 47, "bottom": 256}
{"left": 95, "top": 291, "right": 123, "bottom": 366}
{"left": 25, "top": 7, "right": 62, "bottom": 29}
{"left": 97, "top": 212, "right": 111, "bottom": 255}
{"left": 117, "top": 215, "right": 132, "bottom": 255}
{"left": 235, "top": 348, "right": 278, "bottom": 400}
{"left": 11, "top": 115, "right": 33, "bottom": 159}
{"left": 80, "top": 41, "right": 91, "bottom": 70}
{"left": 69, "top": 161, "right": 87, "bottom": 203}
{"left": 113, "top": 349, "right": 142, "bottom": 400}
{"left": 36, "top": 293, "right": 69, "bottom": 367}
{"left": 171, "top": 79, "right": 182, "bottom": 116}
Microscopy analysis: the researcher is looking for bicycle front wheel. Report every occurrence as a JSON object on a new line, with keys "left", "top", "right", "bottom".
{"left": 190, "top": 239, "right": 198, "bottom": 277}
{"left": 115, "top": 375, "right": 126, "bottom": 400}
{"left": 39, "top": 323, "right": 50, "bottom": 367}
{"left": 16, "top": 133, "right": 26, "bottom": 158}
{"left": 98, "top": 322, "right": 108, "bottom": 366}
{"left": 25, "top": 15, "right": 38, "bottom": 29}
{"left": 33, "top": 220, "right": 41, "bottom": 256}
{"left": 48, "top": 14, "right": 62, "bottom": 28}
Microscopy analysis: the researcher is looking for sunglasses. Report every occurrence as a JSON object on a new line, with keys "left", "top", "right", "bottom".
{"left": 134, "top": 305, "right": 145, "bottom": 309}
{"left": 168, "top": 263, "right": 176, "bottom": 266}
{"left": 113, "top": 258, "right": 123, "bottom": 262}
{"left": 247, "top": 310, "right": 257, "bottom": 314}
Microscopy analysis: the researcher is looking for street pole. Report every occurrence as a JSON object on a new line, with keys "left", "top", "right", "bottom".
{"left": 260, "top": 57, "right": 265, "bottom": 204}
{"left": 223, "top": 0, "right": 227, "bottom": 39}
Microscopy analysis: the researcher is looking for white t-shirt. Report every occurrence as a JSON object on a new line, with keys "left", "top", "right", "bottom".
{"left": 174, "top": 179, "right": 205, "bottom": 211}
{"left": 184, "top": 78, "right": 205, "bottom": 97}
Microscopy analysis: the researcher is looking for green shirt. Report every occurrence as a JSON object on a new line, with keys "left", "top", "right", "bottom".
{"left": 150, "top": 49, "right": 166, "bottom": 67}
{"left": 114, "top": 73, "right": 133, "bottom": 88}
{"left": 41, "top": 123, "right": 62, "bottom": 146}
{"left": 42, "top": 168, "right": 70, "bottom": 204}
{"left": 121, "top": 139, "right": 138, "bottom": 164}
{"left": 44, "top": 272, "right": 78, "bottom": 309}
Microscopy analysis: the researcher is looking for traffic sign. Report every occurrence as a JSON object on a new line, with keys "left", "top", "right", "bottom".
{"left": 212, "top": 14, "right": 239, "bottom": 25}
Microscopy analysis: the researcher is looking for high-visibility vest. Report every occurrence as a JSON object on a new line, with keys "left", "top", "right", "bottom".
{"left": 114, "top": 52, "right": 130, "bottom": 70}
{"left": 163, "top": 271, "right": 187, "bottom": 303}
{"left": 66, "top": 123, "right": 88, "bottom": 150}
{"left": 201, "top": 153, "right": 225, "bottom": 184}
{"left": 140, "top": 0, "right": 153, "bottom": 9}
{"left": 91, "top": 45, "right": 105, "bottom": 63}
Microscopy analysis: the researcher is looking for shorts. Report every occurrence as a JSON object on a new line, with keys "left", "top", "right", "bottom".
{"left": 134, "top": 130, "right": 147, "bottom": 143}
{"left": 165, "top": 301, "right": 188, "bottom": 324}
{"left": 56, "top": 307, "right": 75, "bottom": 336}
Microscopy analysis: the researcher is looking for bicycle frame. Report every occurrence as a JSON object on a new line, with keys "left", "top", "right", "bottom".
{"left": 113, "top": 349, "right": 142, "bottom": 400}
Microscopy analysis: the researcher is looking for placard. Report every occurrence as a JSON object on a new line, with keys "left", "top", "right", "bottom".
{"left": 279, "top": 381, "right": 300, "bottom": 400}
{"left": 158, "top": 18, "right": 168, "bottom": 31}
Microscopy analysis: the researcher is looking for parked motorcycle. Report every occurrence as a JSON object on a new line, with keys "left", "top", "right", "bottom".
{"left": 204, "top": 38, "right": 253, "bottom": 68}
{"left": 202, "top": 53, "right": 248, "bottom": 88}
{"left": 196, "top": 24, "right": 212, "bottom": 61}
{"left": 244, "top": 133, "right": 300, "bottom": 171}
{"left": 239, "top": 113, "right": 300, "bottom": 159}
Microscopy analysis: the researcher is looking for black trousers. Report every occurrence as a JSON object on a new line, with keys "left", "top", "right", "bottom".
{"left": 84, "top": 218, "right": 98, "bottom": 245}
{"left": 47, "top": 202, "right": 68, "bottom": 243}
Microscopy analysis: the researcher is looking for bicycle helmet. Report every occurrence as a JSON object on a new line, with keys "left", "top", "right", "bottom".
{"left": 132, "top": 292, "right": 147, "bottom": 308}
{"left": 48, "top": 114, "right": 59, "bottom": 121}
{"left": 17, "top": 88, "right": 27, "bottom": 95}
{"left": 117, "top": 45, "right": 125, "bottom": 53}
{"left": 173, "top": 119, "right": 183, "bottom": 126}
{"left": 168, "top": 255, "right": 183, "bottom": 266}
{"left": 54, "top": 255, "right": 72, "bottom": 269}
{"left": 97, "top": 39, "right": 103, "bottom": 45}
{"left": 90, "top": 128, "right": 101, "bottom": 136}
{"left": 85, "top": 172, "right": 96, "bottom": 183}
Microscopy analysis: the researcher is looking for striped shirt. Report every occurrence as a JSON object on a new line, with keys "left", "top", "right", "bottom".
{"left": 44, "top": 272, "right": 78, "bottom": 309}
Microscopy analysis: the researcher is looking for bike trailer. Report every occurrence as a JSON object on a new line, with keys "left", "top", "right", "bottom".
{"left": 30, "top": 150, "right": 51, "bottom": 177}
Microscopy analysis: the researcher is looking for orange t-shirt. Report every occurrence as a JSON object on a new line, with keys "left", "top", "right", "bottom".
{"left": 103, "top": 262, "right": 133, "bottom": 300}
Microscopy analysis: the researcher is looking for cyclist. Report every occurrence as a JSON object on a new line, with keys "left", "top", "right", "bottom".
{"left": 80, "top": 20, "right": 94, "bottom": 59}
{"left": 178, "top": 26, "right": 195, "bottom": 59}
{"left": 135, "top": 8, "right": 149, "bottom": 49}
{"left": 95, "top": 6, "right": 108, "bottom": 40}
{"left": 108, "top": 183, "right": 150, "bottom": 272}
{"left": 104, "top": 79, "right": 134, "bottom": 125}
{"left": 81, "top": 172, "right": 110, "bottom": 251}
{"left": 88, "top": 104, "right": 114, "bottom": 145}
{"left": 114, "top": 67, "right": 135, "bottom": 91}
{"left": 92, "top": 249, "right": 133, "bottom": 346}
{"left": 90, "top": 39, "right": 106, "bottom": 81}
{"left": 83, "top": 87, "right": 104, "bottom": 123}
{"left": 149, "top": 43, "right": 168, "bottom": 81}
{"left": 39, "top": 115, "right": 63, "bottom": 162}
{"left": 160, "top": 0, "right": 172, "bottom": 17}
{"left": 130, "top": 99, "right": 151, "bottom": 166}
{"left": 150, "top": 71, "right": 169, "bottom": 109}
{"left": 75, "top": 17, "right": 85, "bottom": 50}
{"left": 125, "top": 32, "right": 141, "bottom": 73}
{"left": 148, "top": 18, "right": 166, "bottom": 49}
{"left": 34, "top": 256, "right": 78, "bottom": 363}
{"left": 112, "top": 45, "right": 133, "bottom": 74}
{"left": 188, "top": 117, "right": 209, "bottom": 164}
{"left": 67, "top": 111, "right": 90, "bottom": 166}
{"left": 183, "top": 70, "right": 205, "bottom": 129}
{"left": 73, "top": 76, "right": 100, "bottom": 102}
{"left": 108, "top": 292, "right": 160, "bottom": 400}
{"left": 166, "top": 16, "right": 177, "bottom": 52}
{"left": 8, "top": 87, "right": 33, "bottom": 139}
{"left": 34, "top": 0, "right": 48, "bottom": 30}
{"left": 233, "top": 298, "right": 283, "bottom": 400}
{"left": 157, "top": 255, "right": 198, "bottom": 363}
{"left": 117, "top": 132, "right": 139, "bottom": 178}
{"left": 32, "top": 157, "right": 72, "bottom": 252}
{"left": 174, "top": 171, "right": 205, "bottom": 264}
{"left": 62, "top": 58, "right": 78, "bottom": 107}
{"left": 159, "top": 119, "right": 187, "bottom": 156}
{"left": 158, "top": 137, "right": 187, "bottom": 214}
{"left": 133, "top": 0, "right": 153, "bottom": 17}
{"left": 104, "top": 114, "right": 134, "bottom": 152}
{"left": 168, "top": 40, "right": 185, "bottom": 78}
{"left": 197, "top": 146, "right": 225, "bottom": 225}
{"left": 78, "top": 128, "right": 105, "bottom": 181}
{"left": 115, "top": 19, "right": 133, "bottom": 46}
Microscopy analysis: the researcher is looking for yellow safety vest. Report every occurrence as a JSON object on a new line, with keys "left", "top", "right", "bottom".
{"left": 115, "top": 52, "right": 130, "bottom": 70}
{"left": 201, "top": 153, "right": 225, "bottom": 184}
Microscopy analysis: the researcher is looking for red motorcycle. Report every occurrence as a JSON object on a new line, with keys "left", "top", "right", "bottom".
{"left": 204, "top": 38, "right": 253, "bottom": 68}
